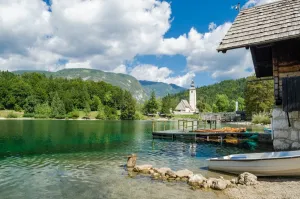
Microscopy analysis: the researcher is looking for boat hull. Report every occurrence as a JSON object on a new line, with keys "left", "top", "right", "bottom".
{"left": 208, "top": 156, "right": 300, "bottom": 176}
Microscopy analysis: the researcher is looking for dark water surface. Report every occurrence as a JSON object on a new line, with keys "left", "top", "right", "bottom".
{"left": 0, "top": 120, "right": 271, "bottom": 199}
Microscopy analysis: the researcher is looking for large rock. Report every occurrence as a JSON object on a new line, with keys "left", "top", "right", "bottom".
{"left": 237, "top": 172, "right": 258, "bottom": 186}
{"left": 188, "top": 174, "right": 207, "bottom": 186}
{"left": 133, "top": 164, "right": 153, "bottom": 173}
{"left": 127, "top": 154, "right": 137, "bottom": 168}
{"left": 210, "top": 178, "right": 230, "bottom": 190}
{"left": 153, "top": 167, "right": 171, "bottom": 176}
{"left": 175, "top": 169, "right": 193, "bottom": 178}
{"left": 166, "top": 170, "right": 177, "bottom": 178}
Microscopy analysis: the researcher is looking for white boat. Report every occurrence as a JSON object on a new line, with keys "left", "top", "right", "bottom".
{"left": 208, "top": 150, "right": 300, "bottom": 176}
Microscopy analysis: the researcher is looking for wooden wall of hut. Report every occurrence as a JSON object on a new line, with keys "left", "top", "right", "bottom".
{"left": 272, "top": 39, "right": 300, "bottom": 105}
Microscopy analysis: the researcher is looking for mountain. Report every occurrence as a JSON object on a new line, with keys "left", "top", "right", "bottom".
{"left": 139, "top": 80, "right": 186, "bottom": 98}
{"left": 14, "top": 69, "right": 148, "bottom": 102}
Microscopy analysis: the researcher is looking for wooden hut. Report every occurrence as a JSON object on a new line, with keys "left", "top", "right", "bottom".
{"left": 217, "top": 0, "right": 300, "bottom": 150}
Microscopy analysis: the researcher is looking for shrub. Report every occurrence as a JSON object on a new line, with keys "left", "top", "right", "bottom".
{"left": 0, "top": 103, "right": 5, "bottom": 110}
{"left": 14, "top": 104, "right": 22, "bottom": 112}
{"left": 34, "top": 114, "right": 48, "bottom": 119}
{"left": 67, "top": 110, "right": 80, "bottom": 119}
{"left": 252, "top": 112, "right": 270, "bottom": 125}
{"left": 34, "top": 103, "right": 52, "bottom": 118}
{"left": 133, "top": 111, "right": 145, "bottom": 120}
{"left": 6, "top": 112, "right": 18, "bottom": 118}
{"left": 23, "top": 113, "right": 35, "bottom": 118}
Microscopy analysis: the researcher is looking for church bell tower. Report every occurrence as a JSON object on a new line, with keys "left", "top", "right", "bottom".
{"left": 189, "top": 80, "right": 196, "bottom": 111}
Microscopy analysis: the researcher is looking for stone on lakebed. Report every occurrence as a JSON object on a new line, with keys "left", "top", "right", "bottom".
{"left": 133, "top": 164, "right": 153, "bottom": 173}
{"left": 175, "top": 169, "right": 193, "bottom": 178}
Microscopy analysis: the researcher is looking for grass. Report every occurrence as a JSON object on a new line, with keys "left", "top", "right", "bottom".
{"left": 0, "top": 110, "right": 23, "bottom": 118}
{"left": 252, "top": 112, "right": 271, "bottom": 125}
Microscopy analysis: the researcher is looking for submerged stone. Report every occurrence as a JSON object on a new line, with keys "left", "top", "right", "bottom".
{"left": 127, "top": 154, "right": 137, "bottom": 168}
{"left": 175, "top": 169, "right": 193, "bottom": 178}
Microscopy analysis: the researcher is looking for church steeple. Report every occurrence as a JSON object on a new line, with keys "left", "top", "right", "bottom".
{"left": 189, "top": 79, "right": 196, "bottom": 111}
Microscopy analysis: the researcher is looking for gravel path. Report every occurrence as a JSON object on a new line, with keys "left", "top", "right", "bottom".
{"left": 225, "top": 178, "right": 300, "bottom": 199}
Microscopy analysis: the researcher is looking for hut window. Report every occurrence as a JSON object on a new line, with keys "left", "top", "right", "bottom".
{"left": 282, "top": 77, "right": 300, "bottom": 112}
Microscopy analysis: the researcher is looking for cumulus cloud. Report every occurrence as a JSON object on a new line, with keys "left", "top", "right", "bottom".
{"left": 0, "top": 0, "right": 275, "bottom": 85}
{"left": 130, "top": 65, "right": 194, "bottom": 87}
{"left": 0, "top": 0, "right": 172, "bottom": 72}
{"left": 157, "top": 23, "right": 254, "bottom": 81}
{"left": 243, "top": 0, "right": 279, "bottom": 8}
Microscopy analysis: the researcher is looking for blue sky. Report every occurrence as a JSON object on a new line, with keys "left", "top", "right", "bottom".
{"left": 1, "top": 0, "right": 274, "bottom": 87}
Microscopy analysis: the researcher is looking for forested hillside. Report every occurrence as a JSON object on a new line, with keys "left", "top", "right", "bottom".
{"left": 165, "top": 78, "right": 247, "bottom": 112}
{"left": 14, "top": 69, "right": 148, "bottom": 102}
{"left": 0, "top": 72, "right": 136, "bottom": 120}
{"left": 160, "top": 77, "right": 274, "bottom": 115}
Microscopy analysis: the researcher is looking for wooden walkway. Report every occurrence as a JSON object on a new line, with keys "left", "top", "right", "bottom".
{"left": 152, "top": 130, "right": 272, "bottom": 144}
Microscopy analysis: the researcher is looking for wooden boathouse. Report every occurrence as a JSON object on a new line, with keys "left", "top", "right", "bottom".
{"left": 217, "top": 0, "right": 300, "bottom": 150}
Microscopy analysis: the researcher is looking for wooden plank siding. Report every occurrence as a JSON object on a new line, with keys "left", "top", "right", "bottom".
{"left": 272, "top": 39, "right": 300, "bottom": 105}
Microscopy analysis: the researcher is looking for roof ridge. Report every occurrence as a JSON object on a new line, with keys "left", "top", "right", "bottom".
{"left": 240, "top": 0, "right": 293, "bottom": 12}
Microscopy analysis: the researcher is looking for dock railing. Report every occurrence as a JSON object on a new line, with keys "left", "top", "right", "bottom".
{"left": 152, "top": 120, "right": 201, "bottom": 132}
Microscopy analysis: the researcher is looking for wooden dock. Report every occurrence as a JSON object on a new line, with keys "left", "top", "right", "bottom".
{"left": 152, "top": 130, "right": 272, "bottom": 144}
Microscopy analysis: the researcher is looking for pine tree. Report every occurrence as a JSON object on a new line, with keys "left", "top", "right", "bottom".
{"left": 121, "top": 90, "right": 136, "bottom": 120}
{"left": 144, "top": 91, "right": 158, "bottom": 114}
{"left": 51, "top": 92, "right": 66, "bottom": 119}
{"left": 96, "top": 100, "right": 106, "bottom": 120}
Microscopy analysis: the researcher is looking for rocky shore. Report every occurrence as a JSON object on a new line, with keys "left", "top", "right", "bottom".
{"left": 126, "top": 154, "right": 300, "bottom": 199}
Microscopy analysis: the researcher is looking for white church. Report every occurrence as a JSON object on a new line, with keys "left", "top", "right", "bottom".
{"left": 173, "top": 80, "right": 199, "bottom": 115}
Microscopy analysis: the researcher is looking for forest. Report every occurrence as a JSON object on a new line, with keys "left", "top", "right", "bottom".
{"left": 159, "top": 76, "right": 274, "bottom": 118}
{"left": 0, "top": 71, "right": 136, "bottom": 120}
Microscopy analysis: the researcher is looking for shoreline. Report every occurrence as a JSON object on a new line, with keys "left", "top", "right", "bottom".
{"left": 225, "top": 177, "right": 300, "bottom": 199}
{"left": 0, "top": 116, "right": 269, "bottom": 125}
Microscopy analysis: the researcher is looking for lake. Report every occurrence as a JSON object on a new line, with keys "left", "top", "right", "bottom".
{"left": 0, "top": 120, "right": 271, "bottom": 199}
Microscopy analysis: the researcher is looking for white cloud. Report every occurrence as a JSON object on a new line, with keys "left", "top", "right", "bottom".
{"left": 208, "top": 22, "right": 217, "bottom": 31}
{"left": 129, "top": 64, "right": 194, "bottom": 87}
{"left": 243, "top": 0, "right": 279, "bottom": 8}
{"left": 0, "top": 0, "right": 172, "bottom": 73}
{"left": 0, "top": 0, "right": 275, "bottom": 86}
{"left": 157, "top": 23, "right": 253, "bottom": 81}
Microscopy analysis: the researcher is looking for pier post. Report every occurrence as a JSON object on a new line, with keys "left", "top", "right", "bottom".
{"left": 164, "top": 121, "right": 166, "bottom": 131}
{"left": 152, "top": 121, "right": 155, "bottom": 132}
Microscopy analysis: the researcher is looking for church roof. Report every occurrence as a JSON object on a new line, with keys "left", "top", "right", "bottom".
{"left": 175, "top": 100, "right": 194, "bottom": 111}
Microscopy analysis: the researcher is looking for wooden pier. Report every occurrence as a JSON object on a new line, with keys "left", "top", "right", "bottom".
{"left": 152, "top": 130, "right": 272, "bottom": 144}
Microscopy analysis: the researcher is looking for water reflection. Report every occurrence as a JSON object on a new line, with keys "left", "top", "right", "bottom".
{"left": 0, "top": 120, "right": 272, "bottom": 199}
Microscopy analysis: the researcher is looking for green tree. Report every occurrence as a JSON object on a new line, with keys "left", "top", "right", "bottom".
{"left": 120, "top": 90, "right": 136, "bottom": 120}
{"left": 83, "top": 101, "right": 91, "bottom": 117}
{"left": 215, "top": 94, "right": 229, "bottom": 112}
{"left": 237, "top": 97, "right": 245, "bottom": 111}
{"left": 51, "top": 92, "right": 66, "bottom": 119}
{"left": 96, "top": 100, "right": 106, "bottom": 120}
{"left": 161, "top": 94, "right": 172, "bottom": 114}
{"left": 23, "top": 96, "right": 39, "bottom": 113}
{"left": 227, "top": 100, "right": 236, "bottom": 112}
{"left": 91, "top": 95, "right": 101, "bottom": 111}
{"left": 144, "top": 91, "right": 158, "bottom": 114}
{"left": 212, "top": 104, "right": 218, "bottom": 113}
{"left": 34, "top": 103, "right": 52, "bottom": 118}
{"left": 245, "top": 76, "right": 274, "bottom": 115}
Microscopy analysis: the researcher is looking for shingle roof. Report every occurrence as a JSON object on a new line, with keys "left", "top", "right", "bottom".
{"left": 217, "top": 0, "right": 300, "bottom": 52}
{"left": 175, "top": 100, "right": 193, "bottom": 111}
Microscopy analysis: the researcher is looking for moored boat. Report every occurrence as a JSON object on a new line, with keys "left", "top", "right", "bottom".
{"left": 208, "top": 150, "right": 300, "bottom": 176}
